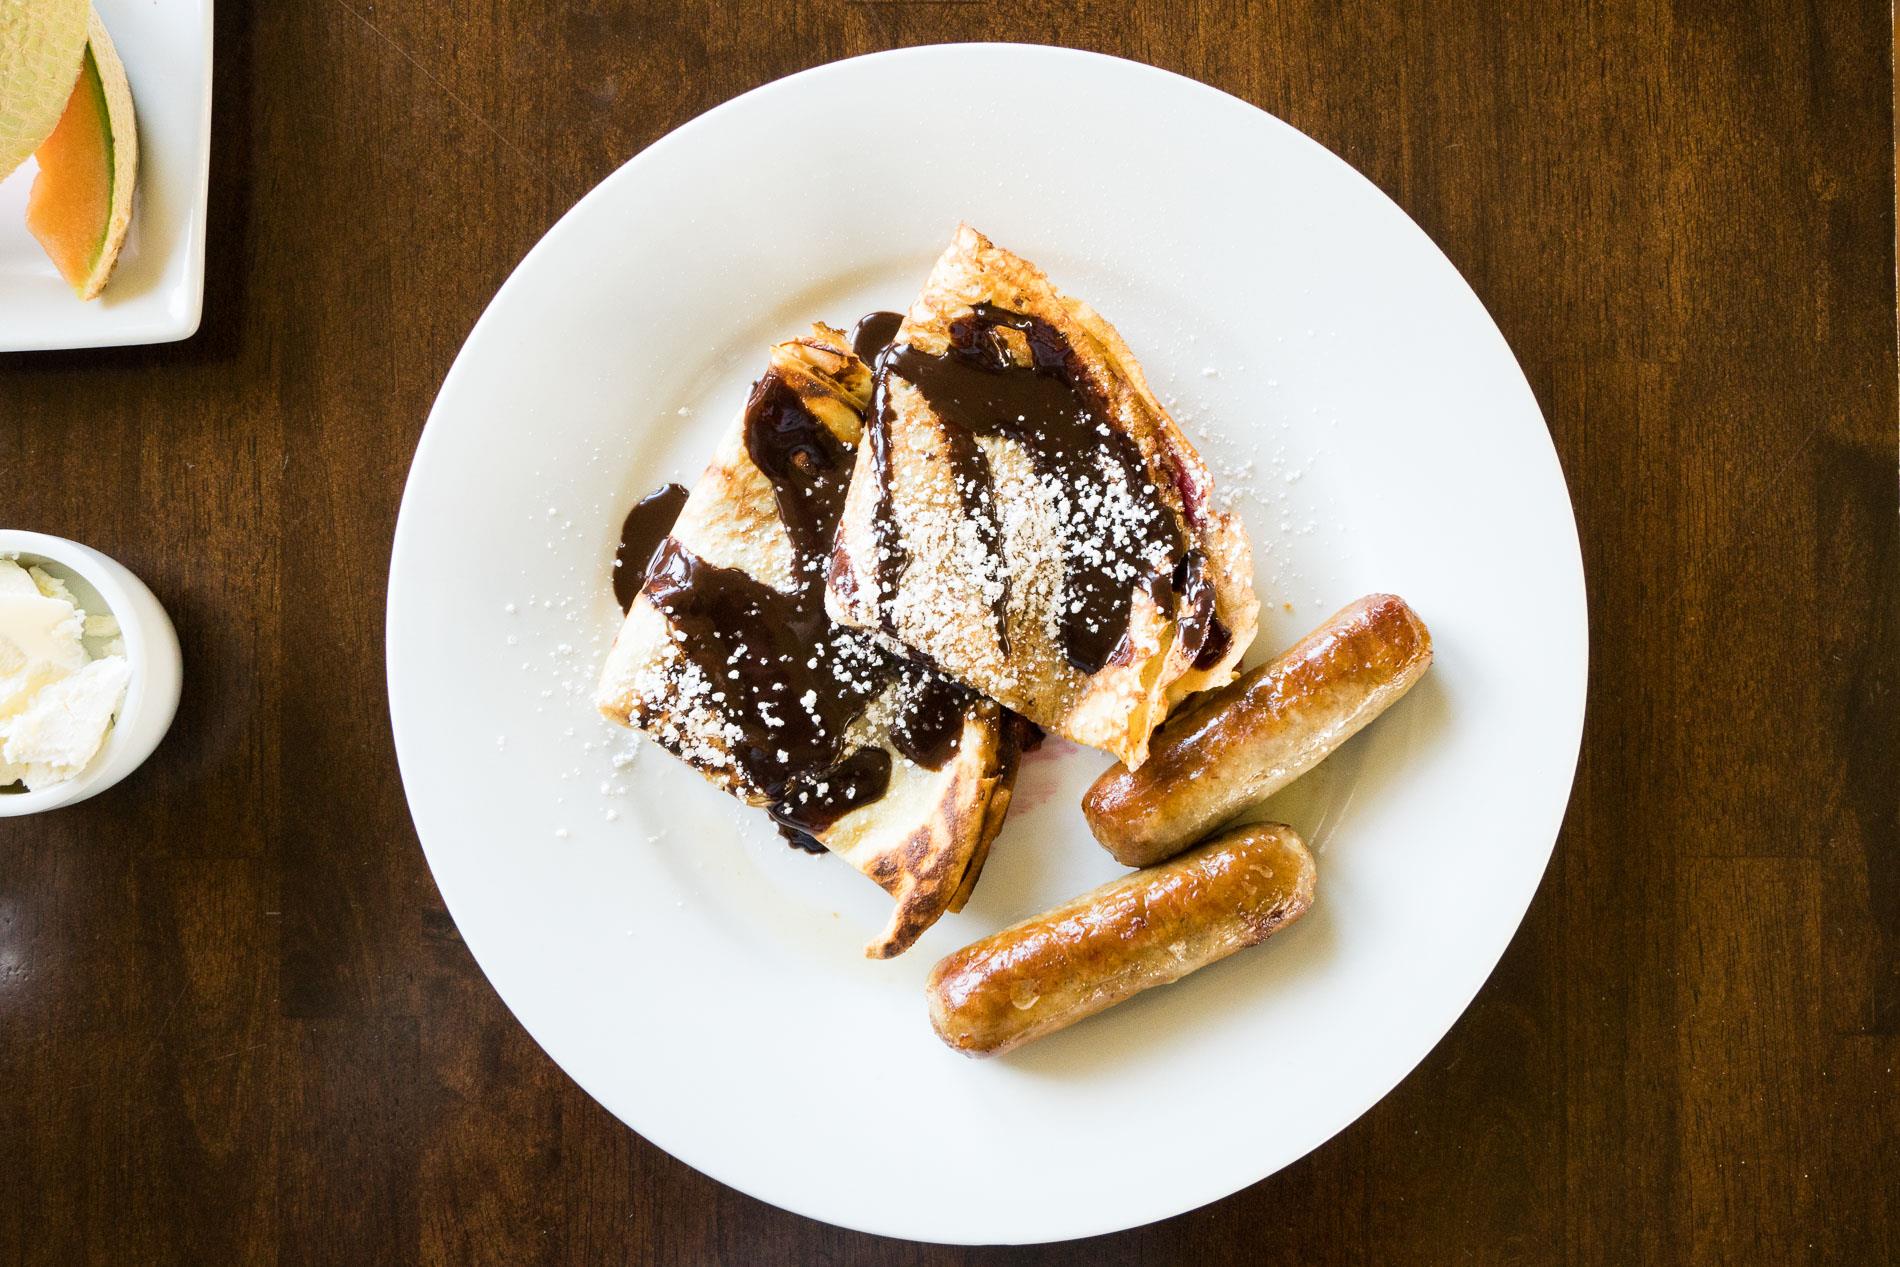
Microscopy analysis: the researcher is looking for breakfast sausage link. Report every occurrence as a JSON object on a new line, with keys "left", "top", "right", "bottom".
{"left": 1084, "top": 594, "right": 1432, "bottom": 867}
{"left": 925, "top": 823, "right": 1315, "bottom": 1057}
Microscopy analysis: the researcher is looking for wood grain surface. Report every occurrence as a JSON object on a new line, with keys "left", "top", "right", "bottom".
{"left": 3, "top": 2, "right": 1895, "bottom": 1262}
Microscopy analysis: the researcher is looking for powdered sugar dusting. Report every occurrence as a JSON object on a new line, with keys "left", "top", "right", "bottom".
{"left": 503, "top": 433, "right": 689, "bottom": 843}
{"left": 1159, "top": 347, "right": 1340, "bottom": 618}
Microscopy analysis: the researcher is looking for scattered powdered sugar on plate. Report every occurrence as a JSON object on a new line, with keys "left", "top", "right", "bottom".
{"left": 1158, "top": 346, "right": 1341, "bottom": 618}
{"left": 504, "top": 431, "right": 690, "bottom": 842}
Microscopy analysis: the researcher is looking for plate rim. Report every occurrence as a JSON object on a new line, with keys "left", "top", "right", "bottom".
{"left": 388, "top": 40, "right": 1588, "bottom": 1244}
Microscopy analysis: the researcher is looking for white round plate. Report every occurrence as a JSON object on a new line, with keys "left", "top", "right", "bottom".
{"left": 388, "top": 44, "right": 1585, "bottom": 1245}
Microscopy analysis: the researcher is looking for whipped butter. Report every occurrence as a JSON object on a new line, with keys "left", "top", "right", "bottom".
{"left": 0, "top": 559, "right": 131, "bottom": 791}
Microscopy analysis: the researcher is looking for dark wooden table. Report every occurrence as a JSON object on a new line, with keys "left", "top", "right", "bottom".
{"left": 5, "top": 3, "right": 1895, "bottom": 1262}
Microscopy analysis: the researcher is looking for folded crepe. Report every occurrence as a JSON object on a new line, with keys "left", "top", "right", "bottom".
{"left": 596, "top": 325, "right": 1022, "bottom": 957}
{"left": 827, "top": 225, "right": 1259, "bottom": 769}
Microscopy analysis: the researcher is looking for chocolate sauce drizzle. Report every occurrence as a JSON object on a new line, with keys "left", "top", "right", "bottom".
{"left": 1165, "top": 548, "right": 1229, "bottom": 670}
{"left": 643, "top": 537, "right": 889, "bottom": 840}
{"left": 614, "top": 483, "right": 689, "bottom": 610}
{"left": 851, "top": 310, "right": 903, "bottom": 365}
{"left": 865, "top": 304, "right": 1227, "bottom": 674}
{"left": 890, "top": 668, "right": 976, "bottom": 769}
{"left": 742, "top": 374, "right": 851, "bottom": 572}
{"left": 635, "top": 345, "right": 974, "bottom": 853}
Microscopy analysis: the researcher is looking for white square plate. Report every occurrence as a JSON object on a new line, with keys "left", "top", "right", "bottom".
{"left": 0, "top": 0, "right": 212, "bottom": 351}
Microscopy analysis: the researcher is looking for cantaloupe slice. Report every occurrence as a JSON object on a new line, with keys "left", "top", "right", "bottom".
{"left": 25, "top": 9, "right": 136, "bottom": 300}
{"left": 0, "top": 0, "right": 90, "bottom": 183}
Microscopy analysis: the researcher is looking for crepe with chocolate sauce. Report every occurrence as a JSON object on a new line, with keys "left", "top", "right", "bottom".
{"left": 596, "top": 326, "right": 1022, "bottom": 958}
{"left": 827, "top": 225, "right": 1259, "bottom": 769}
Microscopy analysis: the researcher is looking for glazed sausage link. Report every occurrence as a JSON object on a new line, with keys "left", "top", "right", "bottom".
{"left": 925, "top": 823, "right": 1316, "bottom": 1057}
{"left": 1084, "top": 594, "right": 1432, "bottom": 867}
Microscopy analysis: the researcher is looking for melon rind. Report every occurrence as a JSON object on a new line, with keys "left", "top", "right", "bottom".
{"left": 78, "top": 7, "right": 136, "bottom": 299}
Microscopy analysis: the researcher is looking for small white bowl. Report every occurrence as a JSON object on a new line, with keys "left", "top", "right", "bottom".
{"left": 0, "top": 530, "right": 183, "bottom": 816}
